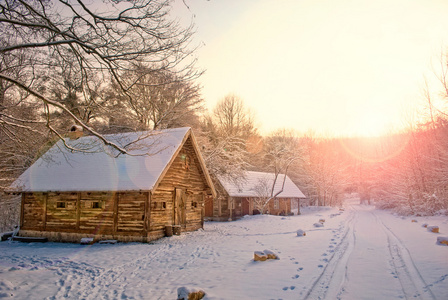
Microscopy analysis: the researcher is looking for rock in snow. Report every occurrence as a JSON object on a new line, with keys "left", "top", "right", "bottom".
{"left": 263, "top": 249, "right": 280, "bottom": 260}
{"left": 436, "top": 236, "right": 448, "bottom": 246}
{"left": 297, "top": 229, "right": 306, "bottom": 236}
{"left": 80, "top": 237, "right": 94, "bottom": 245}
{"left": 177, "top": 287, "right": 205, "bottom": 300}
{"left": 254, "top": 250, "right": 279, "bottom": 261}
{"left": 254, "top": 251, "right": 268, "bottom": 261}
{"left": 427, "top": 226, "right": 439, "bottom": 233}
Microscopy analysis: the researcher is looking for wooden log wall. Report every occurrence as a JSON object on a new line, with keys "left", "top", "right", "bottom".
{"left": 266, "top": 198, "right": 292, "bottom": 215}
{"left": 208, "top": 180, "right": 230, "bottom": 220}
{"left": 21, "top": 191, "right": 148, "bottom": 238}
{"left": 21, "top": 193, "right": 46, "bottom": 230}
{"left": 116, "top": 192, "right": 146, "bottom": 233}
{"left": 79, "top": 192, "right": 115, "bottom": 232}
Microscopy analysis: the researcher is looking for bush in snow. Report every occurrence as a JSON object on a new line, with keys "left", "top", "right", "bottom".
{"left": 422, "top": 223, "right": 428, "bottom": 228}
{"left": 297, "top": 229, "right": 306, "bottom": 236}
{"left": 436, "top": 236, "right": 448, "bottom": 246}
{"left": 319, "top": 218, "right": 325, "bottom": 223}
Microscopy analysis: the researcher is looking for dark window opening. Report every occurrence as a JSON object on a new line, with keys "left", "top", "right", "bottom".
{"left": 56, "top": 201, "right": 66, "bottom": 209}
{"left": 151, "top": 201, "right": 166, "bottom": 210}
{"left": 92, "top": 201, "right": 101, "bottom": 209}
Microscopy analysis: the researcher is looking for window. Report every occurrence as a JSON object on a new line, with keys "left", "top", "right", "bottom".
{"left": 151, "top": 201, "right": 166, "bottom": 210}
{"left": 191, "top": 201, "right": 198, "bottom": 209}
{"left": 180, "top": 153, "right": 190, "bottom": 170}
{"left": 274, "top": 198, "right": 279, "bottom": 209}
{"left": 91, "top": 201, "right": 101, "bottom": 209}
{"left": 56, "top": 201, "right": 66, "bottom": 209}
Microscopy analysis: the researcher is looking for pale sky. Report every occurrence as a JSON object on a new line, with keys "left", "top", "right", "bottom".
{"left": 172, "top": 0, "right": 448, "bottom": 137}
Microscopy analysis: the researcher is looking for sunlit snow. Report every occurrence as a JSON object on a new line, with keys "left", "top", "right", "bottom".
{"left": 0, "top": 198, "right": 447, "bottom": 299}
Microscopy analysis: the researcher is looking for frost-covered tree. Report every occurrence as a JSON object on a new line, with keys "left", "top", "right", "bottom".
{"left": 199, "top": 94, "right": 258, "bottom": 183}
{"left": 0, "top": 0, "right": 201, "bottom": 153}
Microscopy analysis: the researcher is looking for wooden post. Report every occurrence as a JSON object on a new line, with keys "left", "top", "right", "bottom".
{"left": 20, "top": 193, "right": 25, "bottom": 228}
{"left": 228, "top": 197, "right": 233, "bottom": 221}
{"left": 144, "top": 192, "right": 150, "bottom": 233}
{"left": 76, "top": 192, "right": 81, "bottom": 230}
{"left": 201, "top": 192, "right": 205, "bottom": 228}
{"left": 43, "top": 193, "right": 48, "bottom": 231}
{"left": 113, "top": 193, "right": 119, "bottom": 233}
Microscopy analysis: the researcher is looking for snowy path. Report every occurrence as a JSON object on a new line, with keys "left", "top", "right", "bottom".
{"left": 1, "top": 203, "right": 447, "bottom": 299}
{"left": 303, "top": 204, "right": 439, "bottom": 299}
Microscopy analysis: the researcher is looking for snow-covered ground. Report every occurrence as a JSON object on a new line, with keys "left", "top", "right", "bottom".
{"left": 1, "top": 200, "right": 447, "bottom": 299}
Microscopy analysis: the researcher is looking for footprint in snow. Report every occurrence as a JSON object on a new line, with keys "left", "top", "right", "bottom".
{"left": 298, "top": 267, "right": 303, "bottom": 271}
{"left": 292, "top": 274, "right": 300, "bottom": 279}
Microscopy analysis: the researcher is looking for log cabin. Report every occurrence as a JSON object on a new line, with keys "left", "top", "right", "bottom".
{"left": 206, "top": 171, "right": 305, "bottom": 221}
{"left": 8, "top": 127, "right": 216, "bottom": 243}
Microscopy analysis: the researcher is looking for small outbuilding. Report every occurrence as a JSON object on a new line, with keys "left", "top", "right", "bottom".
{"left": 8, "top": 127, "right": 215, "bottom": 242}
{"left": 206, "top": 171, "right": 306, "bottom": 221}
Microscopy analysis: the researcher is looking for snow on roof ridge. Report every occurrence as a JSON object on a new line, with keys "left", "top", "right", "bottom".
{"left": 218, "top": 170, "right": 306, "bottom": 198}
{"left": 9, "top": 127, "right": 192, "bottom": 192}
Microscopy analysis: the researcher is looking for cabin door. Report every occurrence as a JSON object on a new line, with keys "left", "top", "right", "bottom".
{"left": 174, "top": 188, "right": 186, "bottom": 227}
{"left": 204, "top": 194, "right": 213, "bottom": 217}
{"left": 242, "top": 198, "right": 251, "bottom": 216}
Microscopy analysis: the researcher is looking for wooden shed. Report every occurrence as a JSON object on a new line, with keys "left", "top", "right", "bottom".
{"left": 206, "top": 171, "right": 305, "bottom": 221}
{"left": 8, "top": 127, "right": 216, "bottom": 242}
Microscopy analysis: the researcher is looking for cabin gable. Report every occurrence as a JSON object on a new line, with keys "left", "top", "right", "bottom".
{"left": 149, "top": 136, "right": 209, "bottom": 240}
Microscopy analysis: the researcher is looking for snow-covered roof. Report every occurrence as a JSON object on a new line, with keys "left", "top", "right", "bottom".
{"left": 218, "top": 171, "right": 306, "bottom": 198}
{"left": 9, "top": 127, "right": 209, "bottom": 192}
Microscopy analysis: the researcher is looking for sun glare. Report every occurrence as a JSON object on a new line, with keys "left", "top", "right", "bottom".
{"left": 352, "top": 112, "right": 392, "bottom": 138}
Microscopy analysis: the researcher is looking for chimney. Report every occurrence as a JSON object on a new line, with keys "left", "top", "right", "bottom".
{"left": 68, "top": 125, "right": 84, "bottom": 140}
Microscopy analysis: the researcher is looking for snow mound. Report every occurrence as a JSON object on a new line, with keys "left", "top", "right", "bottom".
{"left": 0, "top": 280, "right": 14, "bottom": 298}
{"left": 313, "top": 222, "right": 324, "bottom": 227}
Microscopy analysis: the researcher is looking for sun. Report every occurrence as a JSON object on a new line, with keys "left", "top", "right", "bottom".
{"left": 352, "top": 111, "right": 392, "bottom": 137}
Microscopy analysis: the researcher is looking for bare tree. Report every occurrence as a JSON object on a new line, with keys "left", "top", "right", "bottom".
{"left": 211, "top": 94, "right": 257, "bottom": 139}
{"left": 105, "top": 64, "right": 203, "bottom": 131}
{"left": 199, "top": 94, "right": 258, "bottom": 183}
{"left": 0, "top": 0, "right": 201, "bottom": 153}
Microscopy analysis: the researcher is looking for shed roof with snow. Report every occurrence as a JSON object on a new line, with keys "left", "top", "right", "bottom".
{"left": 218, "top": 171, "right": 306, "bottom": 199}
{"left": 9, "top": 127, "right": 215, "bottom": 195}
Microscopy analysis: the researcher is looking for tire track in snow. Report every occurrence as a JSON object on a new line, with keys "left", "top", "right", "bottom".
{"left": 373, "top": 211, "right": 437, "bottom": 300}
{"left": 302, "top": 207, "right": 357, "bottom": 300}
